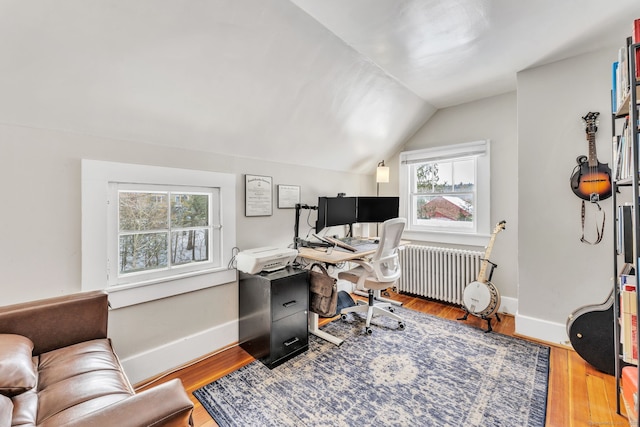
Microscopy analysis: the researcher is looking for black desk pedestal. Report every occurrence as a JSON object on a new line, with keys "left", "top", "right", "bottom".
{"left": 239, "top": 267, "right": 309, "bottom": 369}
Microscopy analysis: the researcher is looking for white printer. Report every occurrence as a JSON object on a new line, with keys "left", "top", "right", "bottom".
{"left": 236, "top": 247, "right": 298, "bottom": 274}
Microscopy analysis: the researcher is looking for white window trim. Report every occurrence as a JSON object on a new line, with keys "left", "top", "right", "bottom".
{"left": 82, "top": 160, "right": 236, "bottom": 308}
{"left": 399, "top": 140, "right": 490, "bottom": 247}
{"left": 109, "top": 184, "right": 220, "bottom": 286}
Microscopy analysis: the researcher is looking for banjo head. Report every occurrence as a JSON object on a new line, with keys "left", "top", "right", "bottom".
{"left": 463, "top": 281, "right": 500, "bottom": 317}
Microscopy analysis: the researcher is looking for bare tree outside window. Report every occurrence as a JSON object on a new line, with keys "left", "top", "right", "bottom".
{"left": 118, "top": 191, "right": 211, "bottom": 275}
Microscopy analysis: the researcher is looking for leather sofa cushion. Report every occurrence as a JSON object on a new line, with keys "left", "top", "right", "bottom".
{"left": 0, "top": 334, "right": 37, "bottom": 397}
{"left": 10, "top": 388, "right": 37, "bottom": 426}
{"left": 0, "top": 395, "right": 12, "bottom": 426}
{"left": 34, "top": 339, "right": 134, "bottom": 426}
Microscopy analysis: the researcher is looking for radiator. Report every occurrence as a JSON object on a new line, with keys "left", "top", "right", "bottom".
{"left": 398, "top": 245, "right": 483, "bottom": 305}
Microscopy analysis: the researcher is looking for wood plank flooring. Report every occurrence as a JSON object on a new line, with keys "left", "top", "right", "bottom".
{"left": 135, "top": 291, "right": 629, "bottom": 427}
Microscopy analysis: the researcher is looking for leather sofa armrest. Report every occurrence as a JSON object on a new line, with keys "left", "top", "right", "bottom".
{"left": 62, "top": 379, "right": 194, "bottom": 427}
{"left": 0, "top": 291, "right": 109, "bottom": 355}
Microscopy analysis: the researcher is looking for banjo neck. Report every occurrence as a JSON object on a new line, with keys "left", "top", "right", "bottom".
{"left": 477, "top": 221, "right": 506, "bottom": 283}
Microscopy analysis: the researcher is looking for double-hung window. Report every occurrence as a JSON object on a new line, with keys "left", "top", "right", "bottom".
{"left": 399, "top": 140, "right": 490, "bottom": 245}
{"left": 82, "top": 160, "right": 236, "bottom": 308}
{"left": 112, "top": 185, "right": 220, "bottom": 286}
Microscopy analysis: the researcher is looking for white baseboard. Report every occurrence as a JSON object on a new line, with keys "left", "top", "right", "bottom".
{"left": 498, "top": 296, "right": 517, "bottom": 316}
{"left": 515, "top": 313, "right": 569, "bottom": 346}
{"left": 119, "top": 319, "right": 239, "bottom": 385}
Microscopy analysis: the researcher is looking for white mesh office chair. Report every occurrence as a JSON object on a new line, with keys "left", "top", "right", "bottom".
{"left": 338, "top": 218, "right": 406, "bottom": 335}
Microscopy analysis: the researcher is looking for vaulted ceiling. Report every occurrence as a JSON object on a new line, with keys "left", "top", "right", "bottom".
{"left": 1, "top": 0, "right": 638, "bottom": 173}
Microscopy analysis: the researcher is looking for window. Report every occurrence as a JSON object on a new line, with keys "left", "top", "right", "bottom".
{"left": 82, "top": 160, "right": 236, "bottom": 308}
{"left": 399, "top": 140, "right": 490, "bottom": 245}
{"left": 111, "top": 185, "right": 221, "bottom": 286}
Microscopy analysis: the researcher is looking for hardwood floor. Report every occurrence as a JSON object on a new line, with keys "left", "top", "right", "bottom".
{"left": 136, "top": 291, "right": 629, "bottom": 427}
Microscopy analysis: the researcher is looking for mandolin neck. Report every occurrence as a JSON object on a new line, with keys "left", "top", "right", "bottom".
{"left": 587, "top": 131, "right": 597, "bottom": 167}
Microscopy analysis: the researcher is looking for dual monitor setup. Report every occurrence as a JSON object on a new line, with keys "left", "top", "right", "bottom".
{"left": 315, "top": 196, "right": 399, "bottom": 232}
{"left": 293, "top": 195, "right": 399, "bottom": 250}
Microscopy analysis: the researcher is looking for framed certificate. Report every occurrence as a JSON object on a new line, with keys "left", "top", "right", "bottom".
{"left": 277, "top": 185, "right": 300, "bottom": 209}
{"left": 245, "top": 174, "right": 272, "bottom": 216}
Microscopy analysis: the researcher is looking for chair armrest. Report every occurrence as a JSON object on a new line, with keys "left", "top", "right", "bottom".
{"left": 371, "top": 254, "right": 401, "bottom": 282}
{"left": 0, "top": 291, "right": 109, "bottom": 355}
{"left": 346, "top": 259, "right": 375, "bottom": 273}
{"left": 63, "top": 379, "right": 194, "bottom": 427}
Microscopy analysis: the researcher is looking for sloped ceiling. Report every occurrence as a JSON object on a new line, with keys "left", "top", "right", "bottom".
{"left": 293, "top": 0, "right": 640, "bottom": 108}
{"left": 0, "top": 0, "right": 638, "bottom": 173}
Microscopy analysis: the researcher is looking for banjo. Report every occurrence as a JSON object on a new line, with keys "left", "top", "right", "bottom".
{"left": 460, "top": 221, "right": 506, "bottom": 331}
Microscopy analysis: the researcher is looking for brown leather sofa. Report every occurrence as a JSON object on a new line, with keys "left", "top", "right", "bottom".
{"left": 0, "top": 291, "right": 194, "bottom": 427}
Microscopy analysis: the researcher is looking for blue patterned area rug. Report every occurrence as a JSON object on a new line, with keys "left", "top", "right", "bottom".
{"left": 194, "top": 307, "right": 549, "bottom": 426}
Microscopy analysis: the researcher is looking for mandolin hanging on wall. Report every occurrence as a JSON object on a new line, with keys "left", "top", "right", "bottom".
{"left": 570, "top": 112, "right": 612, "bottom": 202}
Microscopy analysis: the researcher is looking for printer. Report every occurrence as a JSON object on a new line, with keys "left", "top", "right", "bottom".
{"left": 236, "top": 247, "right": 298, "bottom": 274}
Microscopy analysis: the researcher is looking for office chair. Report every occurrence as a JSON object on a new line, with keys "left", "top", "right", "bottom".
{"left": 338, "top": 217, "right": 406, "bottom": 335}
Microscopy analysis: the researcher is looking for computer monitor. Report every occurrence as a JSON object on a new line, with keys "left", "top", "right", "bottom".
{"left": 356, "top": 196, "right": 399, "bottom": 223}
{"left": 316, "top": 196, "right": 357, "bottom": 232}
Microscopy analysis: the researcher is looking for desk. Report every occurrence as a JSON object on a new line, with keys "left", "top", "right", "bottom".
{"left": 298, "top": 240, "right": 409, "bottom": 264}
{"left": 298, "top": 240, "right": 409, "bottom": 346}
{"left": 297, "top": 246, "right": 377, "bottom": 264}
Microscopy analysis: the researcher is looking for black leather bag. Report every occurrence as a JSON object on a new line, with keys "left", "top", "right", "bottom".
{"left": 308, "top": 263, "right": 338, "bottom": 317}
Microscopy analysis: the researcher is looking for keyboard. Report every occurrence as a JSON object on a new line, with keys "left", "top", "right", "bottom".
{"left": 327, "top": 237, "right": 378, "bottom": 253}
{"left": 351, "top": 242, "right": 379, "bottom": 252}
{"left": 323, "top": 236, "right": 357, "bottom": 252}
{"left": 339, "top": 237, "right": 375, "bottom": 246}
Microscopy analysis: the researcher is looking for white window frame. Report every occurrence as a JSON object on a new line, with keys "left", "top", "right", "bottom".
{"left": 109, "top": 184, "right": 221, "bottom": 286}
{"left": 82, "top": 160, "right": 236, "bottom": 308}
{"left": 399, "top": 140, "right": 490, "bottom": 246}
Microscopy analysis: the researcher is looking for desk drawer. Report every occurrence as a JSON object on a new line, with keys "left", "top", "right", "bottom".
{"left": 269, "top": 310, "right": 308, "bottom": 364}
{"left": 271, "top": 274, "right": 308, "bottom": 321}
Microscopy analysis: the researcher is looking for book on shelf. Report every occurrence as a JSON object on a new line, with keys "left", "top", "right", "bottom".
{"left": 634, "top": 18, "right": 640, "bottom": 80}
{"left": 614, "top": 45, "right": 629, "bottom": 113}
{"left": 618, "top": 206, "right": 635, "bottom": 263}
{"left": 621, "top": 273, "right": 637, "bottom": 292}
{"left": 612, "top": 61, "right": 619, "bottom": 112}
{"left": 622, "top": 366, "right": 639, "bottom": 424}
{"left": 613, "top": 134, "right": 622, "bottom": 181}
{"left": 620, "top": 264, "right": 638, "bottom": 364}
{"left": 622, "top": 289, "right": 638, "bottom": 364}
{"left": 613, "top": 116, "right": 632, "bottom": 181}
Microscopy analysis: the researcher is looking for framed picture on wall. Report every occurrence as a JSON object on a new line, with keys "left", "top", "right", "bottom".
{"left": 277, "top": 185, "right": 300, "bottom": 209}
{"left": 245, "top": 174, "right": 272, "bottom": 216}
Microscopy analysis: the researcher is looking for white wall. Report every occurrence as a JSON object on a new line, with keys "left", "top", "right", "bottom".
{"left": 0, "top": 123, "right": 369, "bottom": 383}
{"left": 389, "top": 92, "right": 519, "bottom": 314}
{"left": 392, "top": 46, "right": 619, "bottom": 345}
{"left": 517, "top": 47, "right": 616, "bottom": 344}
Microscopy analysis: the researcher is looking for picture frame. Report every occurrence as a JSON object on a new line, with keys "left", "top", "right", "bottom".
{"left": 245, "top": 174, "right": 273, "bottom": 216}
{"left": 277, "top": 185, "right": 301, "bottom": 209}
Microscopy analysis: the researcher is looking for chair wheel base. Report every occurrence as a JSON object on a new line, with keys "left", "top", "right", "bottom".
{"left": 365, "top": 327, "right": 373, "bottom": 335}
{"left": 398, "top": 322, "right": 406, "bottom": 330}
{"left": 340, "top": 313, "right": 348, "bottom": 321}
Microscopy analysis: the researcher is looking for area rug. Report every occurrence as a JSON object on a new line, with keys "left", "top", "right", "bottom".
{"left": 194, "top": 306, "right": 549, "bottom": 426}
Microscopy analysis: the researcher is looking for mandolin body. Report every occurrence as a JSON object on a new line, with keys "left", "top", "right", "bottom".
{"left": 570, "top": 112, "right": 612, "bottom": 202}
{"left": 570, "top": 160, "right": 612, "bottom": 202}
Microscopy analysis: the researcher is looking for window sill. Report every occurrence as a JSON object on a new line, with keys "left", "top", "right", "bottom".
{"left": 107, "top": 268, "right": 237, "bottom": 309}
{"left": 403, "top": 229, "right": 490, "bottom": 248}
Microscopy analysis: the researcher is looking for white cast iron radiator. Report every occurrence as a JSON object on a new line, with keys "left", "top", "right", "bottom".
{"left": 398, "top": 245, "right": 483, "bottom": 305}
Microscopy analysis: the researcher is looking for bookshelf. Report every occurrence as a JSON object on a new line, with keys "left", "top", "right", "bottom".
{"left": 612, "top": 26, "right": 640, "bottom": 427}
